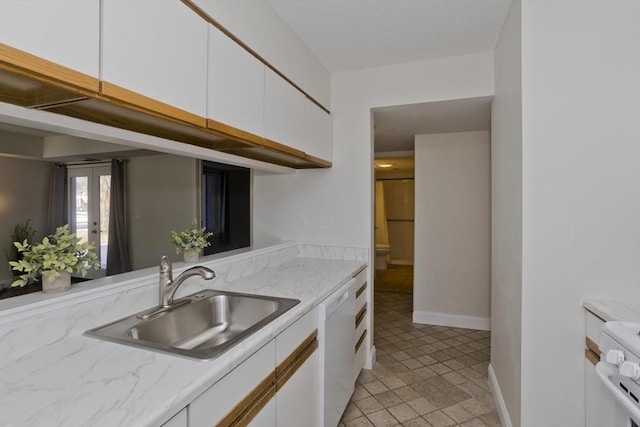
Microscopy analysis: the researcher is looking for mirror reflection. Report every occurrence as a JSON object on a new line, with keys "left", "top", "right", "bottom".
{"left": 0, "top": 123, "right": 248, "bottom": 299}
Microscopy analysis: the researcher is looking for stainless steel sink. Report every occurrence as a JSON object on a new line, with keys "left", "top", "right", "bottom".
{"left": 85, "top": 289, "right": 300, "bottom": 361}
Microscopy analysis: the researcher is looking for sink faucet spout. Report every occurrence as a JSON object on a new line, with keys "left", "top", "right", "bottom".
{"left": 158, "top": 256, "right": 215, "bottom": 308}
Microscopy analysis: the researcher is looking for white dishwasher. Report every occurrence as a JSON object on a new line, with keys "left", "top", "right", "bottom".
{"left": 318, "top": 278, "right": 356, "bottom": 427}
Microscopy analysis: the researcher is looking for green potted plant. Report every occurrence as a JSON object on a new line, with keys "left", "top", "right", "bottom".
{"left": 6, "top": 220, "right": 36, "bottom": 279}
{"left": 10, "top": 224, "right": 100, "bottom": 293}
{"left": 170, "top": 220, "right": 214, "bottom": 263}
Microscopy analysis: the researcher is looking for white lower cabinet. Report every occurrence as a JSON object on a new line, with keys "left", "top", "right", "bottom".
{"left": 189, "top": 341, "right": 276, "bottom": 427}
{"left": 162, "top": 408, "right": 187, "bottom": 427}
{"left": 275, "top": 309, "right": 319, "bottom": 427}
{"left": 186, "top": 309, "right": 320, "bottom": 427}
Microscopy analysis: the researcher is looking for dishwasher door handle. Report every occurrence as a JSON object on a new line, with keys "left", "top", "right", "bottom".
{"left": 320, "top": 278, "right": 356, "bottom": 320}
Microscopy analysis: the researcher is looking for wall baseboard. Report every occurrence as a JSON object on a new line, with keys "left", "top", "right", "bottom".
{"left": 412, "top": 310, "right": 490, "bottom": 331}
{"left": 488, "top": 364, "right": 513, "bottom": 427}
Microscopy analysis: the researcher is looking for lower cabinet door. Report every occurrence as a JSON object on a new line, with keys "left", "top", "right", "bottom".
{"left": 276, "top": 350, "right": 319, "bottom": 427}
{"left": 162, "top": 408, "right": 187, "bottom": 427}
{"left": 248, "top": 399, "right": 276, "bottom": 427}
{"left": 189, "top": 341, "right": 276, "bottom": 427}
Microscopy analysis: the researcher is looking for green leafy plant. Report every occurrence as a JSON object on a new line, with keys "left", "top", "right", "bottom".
{"left": 10, "top": 224, "right": 100, "bottom": 287}
{"left": 170, "top": 220, "right": 214, "bottom": 254}
{"left": 6, "top": 219, "right": 36, "bottom": 266}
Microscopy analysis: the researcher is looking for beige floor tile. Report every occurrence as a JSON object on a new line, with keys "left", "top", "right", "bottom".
{"left": 404, "top": 417, "right": 432, "bottom": 427}
{"left": 387, "top": 402, "right": 420, "bottom": 423}
{"left": 423, "top": 410, "right": 457, "bottom": 427}
{"left": 366, "top": 409, "right": 401, "bottom": 427}
{"left": 407, "top": 397, "right": 438, "bottom": 415}
{"left": 344, "top": 416, "right": 375, "bottom": 427}
{"left": 380, "top": 375, "right": 406, "bottom": 390}
{"left": 353, "top": 384, "right": 372, "bottom": 400}
{"left": 460, "top": 418, "right": 488, "bottom": 427}
{"left": 355, "top": 396, "right": 385, "bottom": 415}
{"left": 442, "top": 403, "right": 474, "bottom": 423}
{"left": 343, "top": 401, "right": 364, "bottom": 420}
{"left": 364, "top": 380, "right": 390, "bottom": 395}
{"left": 460, "top": 399, "right": 493, "bottom": 417}
{"left": 374, "top": 390, "right": 403, "bottom": 408}
{"left": 341, "top": 288, "right": 501, "bottom": 426}
{"left": 393, "top": 385, "right": 422, "bottom": 402}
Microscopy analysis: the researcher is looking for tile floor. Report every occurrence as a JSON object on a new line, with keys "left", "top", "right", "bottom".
{"left": 339, "top": 291, "right": 501, "bottom": 427}
{"left": 374, "top": 266, "right": 413, "bottom": 294}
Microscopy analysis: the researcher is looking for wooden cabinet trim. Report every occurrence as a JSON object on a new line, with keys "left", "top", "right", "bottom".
{"left": 101, "top": 81, "right": 206, "bottom": 128}
{"left": 262, "top": 138, "right": 306, "bottom": 159}
{"left": 356, "top": 282, "right": 367, "bottom": 299}
{"left": 216, "top": 371, "right": 276, "bottom": 427}
{"left": 275, "top": 331, "right": 317, "bottom": 378}
{"left": 356, "top": 304, "right": 367, "bottom": 329}
{"left": 207, "top": 118, "right": 264, "bottom": 146}
{"left": 180, "top": 0, "right": 330, "bottom": 115}
{"left": 355, "top": 330, "right": 367, "bottom": 354}
{"left": 276, "top": 338, "right": 318, "bottom": 391}
{"left": 585, "top": 337, "right": 600, "bottom": 356}
{"left": 585, "top": 349, "right": 599, "bottom": 367}
{"left": 303, "top": 153, "right": 332, "bottom": 168}
{"left": 0, "top": 43, "right": 99, "bottom": 95}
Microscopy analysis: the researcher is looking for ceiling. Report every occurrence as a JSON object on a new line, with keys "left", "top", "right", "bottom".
{"left": 267, "top": 0, "right": 511, "bottom": 73}
{"left": 373, "top": 96, "right": 492, "bottom": 153}
{"left": 266, "top": 1, "right": 504, "bottom": 155}
{"left": 374, "top": 157, "right": 415, "bottom": 174}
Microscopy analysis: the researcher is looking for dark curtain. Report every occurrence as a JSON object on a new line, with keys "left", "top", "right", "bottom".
{"left": 47, "top": 164, "right": 67, "bottom": 234}
{"left": 106, "top": 159, "right": 132, "bottom": 276}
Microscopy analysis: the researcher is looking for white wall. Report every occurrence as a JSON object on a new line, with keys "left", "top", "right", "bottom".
{"left": 0, "top": 157, "right": 50, "bottom": 283}
{"left": 413, "top": 131, "right": 491, "bottom": 330}
{"left": 490, "top": 0, "right": 522, "bottom": 426}
{"left": 127, "top": 154, "right": 199, "bottom": 269}
{"left": 190, "top": 0, "right": 331, "bottom": 108}
{"left": 519, "top": 2, "right": 640, "bottom": 426}
{"left": 253, "top": 52, "right": 494, "bottom": 366}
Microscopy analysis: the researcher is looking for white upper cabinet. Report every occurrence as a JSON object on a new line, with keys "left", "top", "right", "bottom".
{"left": 0, "top": 0, "right": 100, "bottom": 78}
{"left": 305, "top": 100, "right": 332, "bottom": 161}
{"left": 101, "top": 0, "right": 208, "bottom": 118}
{"left": 208, "top": 25, "right": 265, "bottom": 137}
{"left": 264, "top": 68, "right": 306, "bottom": 151}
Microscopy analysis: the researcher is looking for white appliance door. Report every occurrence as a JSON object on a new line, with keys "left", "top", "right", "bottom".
{"left": 323, "top": 280, "right": 356, "bottom": 427}
{"left": 595, "top": 361, "right": 640, "bottom": 426}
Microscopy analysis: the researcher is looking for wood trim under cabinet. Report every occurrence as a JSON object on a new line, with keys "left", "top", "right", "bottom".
{"left": 355, "top": 330, "right": 367, "bottom": 354}
{"left": 585, "top": 337, "right": 601, "bottom": 356}
{"left": 356, "top": 304, "right": 367, "bottom": 329}
{"left": 0, "top": 43, "right": 100, "bottom": 95}
{"left": 100, "top": 81, "right": 207, "bottom": 128}
{"left": 216, "top": 372, "right": 276, "bottom": 427}
{"left": 303, "top": 153, "right": 332, "bottom": 168}
{"left": 356, "top": 282, "right": 367, "bottom": 299}
{"left": 585, "top": 349, "right": 600, "bottom": 367}
{"left": 179, "top": 0, "right": 330, "bottom": 115}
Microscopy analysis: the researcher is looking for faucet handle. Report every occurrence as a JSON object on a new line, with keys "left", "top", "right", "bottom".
{"left": 160, "top": 256, "right": 171, "bottom": 273}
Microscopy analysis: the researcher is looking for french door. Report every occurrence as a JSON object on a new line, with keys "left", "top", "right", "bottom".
{"left": 67, "top": 165, "right": 110, "bottom": 278}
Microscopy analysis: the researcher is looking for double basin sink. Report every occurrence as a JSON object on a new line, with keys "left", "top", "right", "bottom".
{"left": 85, "top": 289, "right": 300, "bottom": 361}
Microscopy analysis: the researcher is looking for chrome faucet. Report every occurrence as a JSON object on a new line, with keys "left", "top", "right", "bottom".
{"left": 159, "top": 256, "right": 215, "bottom": 308}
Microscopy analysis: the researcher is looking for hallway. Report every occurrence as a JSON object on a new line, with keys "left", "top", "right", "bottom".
{"left": 340, "top": 291, "right": 501, "bottom": 426}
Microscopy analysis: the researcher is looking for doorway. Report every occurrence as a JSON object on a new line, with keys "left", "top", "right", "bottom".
{"left": 67, "top": 164, "right": 110, "bottom": 278}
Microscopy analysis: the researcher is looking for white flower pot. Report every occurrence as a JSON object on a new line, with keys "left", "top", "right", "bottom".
{"left": 42, "top": 270, "right": 71, "bottom": 294}
{"left": 183, "top": 250, "right": 200, "bottom": 263}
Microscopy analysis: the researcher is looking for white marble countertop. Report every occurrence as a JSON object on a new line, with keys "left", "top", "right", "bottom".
{"left": 0, "top": 255, "right": 366, "bottom": 427}
{"left": 583, "top": 299, "right": 640, "bottom": 322}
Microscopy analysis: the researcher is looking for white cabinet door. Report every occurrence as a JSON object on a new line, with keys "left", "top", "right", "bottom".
{"left": 161, "top": 408, "right": 187, "bottom": 427}
{"left": 276, "top": 350, "right": 319, "bottom": 427}
{"left": 275, "top": 308, "right": 319, "bottom": 427}
{"left": 101, "top": 0, "right": 208, "bottom": 118}
{"left": 264, "top": 68, "right": 306, "bottom": 151}
{"left": 189, "top": 341, "right": 276, "bottom": 427}
{"left": 0, "top": 0, "right": 100, "bottom": 78}
{"left": 305, "top": 99, "right": 332, "bottom": 161}
{"left": 248, "top": 399, "right": 276, "bottom": 427}
{"left": 208, "top": 25, "right": 264, "bottom": 137}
